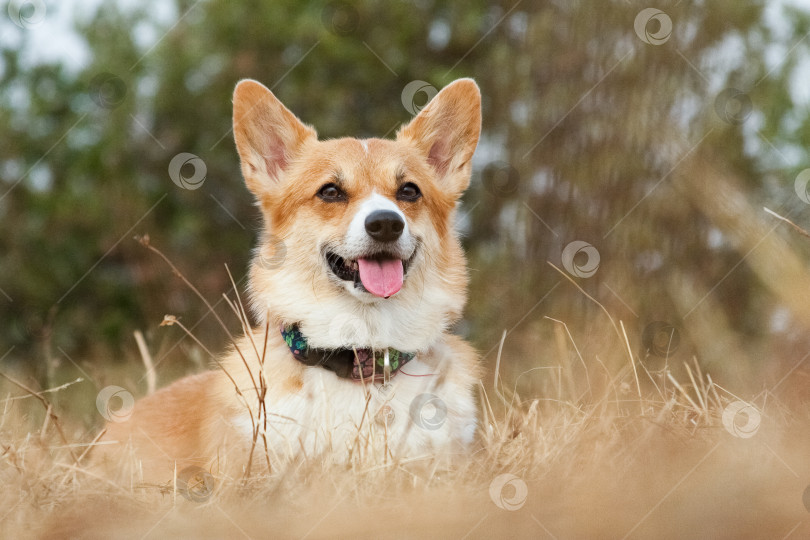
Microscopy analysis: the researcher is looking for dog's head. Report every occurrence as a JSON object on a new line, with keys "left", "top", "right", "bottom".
{"left": 233, "top": 79, "right": 480, "bottom": 351}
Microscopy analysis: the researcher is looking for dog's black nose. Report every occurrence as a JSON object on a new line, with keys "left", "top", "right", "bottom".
{"left": 365, "top": 210, "right": 405, "bottom": 242}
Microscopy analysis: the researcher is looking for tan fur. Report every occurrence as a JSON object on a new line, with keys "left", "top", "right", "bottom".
{"left": 95, "top": 79, "right": 483, "bottom": 482}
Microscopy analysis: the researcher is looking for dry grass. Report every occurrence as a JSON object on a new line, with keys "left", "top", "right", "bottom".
{"left": 2, "top": 313, "right": 809, "bottom": 539}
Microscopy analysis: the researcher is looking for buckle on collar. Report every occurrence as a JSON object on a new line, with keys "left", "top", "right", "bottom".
{"left": 383, "top": 349, "right": 391, "bottom": 385}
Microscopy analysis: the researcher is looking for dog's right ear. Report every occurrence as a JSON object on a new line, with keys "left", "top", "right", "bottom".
{"left": 233, "top": 80, "right": 317, "bottom": 197}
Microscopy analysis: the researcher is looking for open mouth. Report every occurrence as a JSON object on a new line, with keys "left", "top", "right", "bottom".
{"left": 326, "top": 251, "right": 412, "bottom": 298}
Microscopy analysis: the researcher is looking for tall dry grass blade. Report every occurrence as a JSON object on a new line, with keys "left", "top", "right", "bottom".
{"left": 1, "top": 390, "right": 12, "bottom": 432}
{"left": 40, "top": 403, "right": 52, "bottom": 439}
{"left": 0, "top": 377, "right": 83, "bottom": 404}
{"left": 137, "top": 236, "right": 258, "bottom": 395}
{"left": 551, "top": 321, "right": 570, "bottom": 400}
{"left": 706, "top": 373, "right": 723, "bottom": 409}
{"left": 547, "top": 261, "right": 622, "bottom": 340}
{"left": 711, "top": 382, "right": 749, "bottom": 405}
{"left": 218, "top": 289, "right": 265, "bottom": 480}
{"left": 477, "top": 381, "right": 501, "bottom": 440}
{"left": 159, "top": 314, "right": 284, "bottom": 472}
{"left": 684, "top": 361, "right": 707, "bottom": 414}
{"left": 0, "top": 371, "right": 79, "bottom": 466}
{"left": 54, "top": 462, "right": 134, "bottom": 494}
{"left": 222, "top": 266, "right": 275, "bottom": 478}
{"left": 594, "top": 354, "right": 627, "bottom": 414}
{"left": 637, "top": 353, "right": 664, "bottom": 401}
{"left": 160, "top": 316, "right": 241, "bottom": 395}
{"left": 173, "top": 461, "right": 177, "bottom": 506}
{"left": 259, "top": 317, "right": 272, "bottom": 474}
{"left": 133, "top": 330, "right": 156, "bottom": 395}
{"left": 691, "top": 356, "right": 709, "bottom": 403}
{"left": 666, "top": 371, "right": 701, "bottom": 413}
{"left": 224, "top": 264, "right": 253, "bottom": 328}
{"left": 764, "top": 206, "right": 810, "bottom": 239}
{"left": 223, "top": 263, "right": 262, "bottom": 363}
{"left": 77, "top": 428, "right": 106, "bottom": 464}
{"left": 493, "top": 329, "right": 508, "bottom": 407}
{"left": 619, "top": 321, "right": 643, "bottom": 414}
{"left": 545, "top": 317, "right": 592, "bottom": 400}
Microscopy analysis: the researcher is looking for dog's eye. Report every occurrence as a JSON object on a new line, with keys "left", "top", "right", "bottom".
{"left": 396, "top": 182, "right": 421, "bottom": 202}
{"left": 317, "top": 183, "right": 347, "bottom": 202}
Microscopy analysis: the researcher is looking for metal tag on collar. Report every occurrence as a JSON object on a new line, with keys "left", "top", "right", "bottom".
{"left": 383, "top": 349, "right": 391, "bottom": 385}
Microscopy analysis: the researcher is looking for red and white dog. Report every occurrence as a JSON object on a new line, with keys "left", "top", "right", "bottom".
{"left": 100, "top": 78, "right": 482, "bottom": 480}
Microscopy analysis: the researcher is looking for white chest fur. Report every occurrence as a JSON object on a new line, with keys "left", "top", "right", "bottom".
{"left": 230, "top": 357, "right": 478, "bottom": 464}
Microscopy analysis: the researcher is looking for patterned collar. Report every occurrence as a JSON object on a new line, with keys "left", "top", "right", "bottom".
{"left": 280, "top": 324, "right": 415, "bottom": 382}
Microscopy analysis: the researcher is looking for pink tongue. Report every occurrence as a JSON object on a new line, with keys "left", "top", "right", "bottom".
{"left": 357, "top": 258, "right": 403, "bottom": 298}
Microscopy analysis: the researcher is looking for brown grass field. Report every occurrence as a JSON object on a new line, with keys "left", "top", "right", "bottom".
{"left": 2, "top": 308, "right": 810, "bottom": 539}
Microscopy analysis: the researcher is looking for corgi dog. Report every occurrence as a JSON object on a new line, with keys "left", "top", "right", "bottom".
{"left": 98, "top": 78, "right": 482, "bottom": 481}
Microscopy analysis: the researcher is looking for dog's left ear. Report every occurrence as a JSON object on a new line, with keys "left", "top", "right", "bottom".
{"left": 397, "top": 78, "right": 481, "bottom": 198}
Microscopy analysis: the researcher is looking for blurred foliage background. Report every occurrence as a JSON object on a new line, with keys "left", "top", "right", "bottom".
{"left": 2, "top": 0, "right": 810, "bottom": 415}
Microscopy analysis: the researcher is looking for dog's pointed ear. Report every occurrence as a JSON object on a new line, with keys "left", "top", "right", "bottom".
{"left": 233, "top": 79, "right": 317, "bottom": 197}
{"left": 397, "top": 78, "right": 481, "bottom": 198}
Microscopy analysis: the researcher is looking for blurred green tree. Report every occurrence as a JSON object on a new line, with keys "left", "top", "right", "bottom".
{"left": 1, "top": 0, "right": 808, "bottom": 397}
